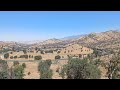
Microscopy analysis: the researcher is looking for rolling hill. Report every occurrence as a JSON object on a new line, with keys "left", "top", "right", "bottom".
{"left": 1, "top": 30, "right": 120, "bottom": 51}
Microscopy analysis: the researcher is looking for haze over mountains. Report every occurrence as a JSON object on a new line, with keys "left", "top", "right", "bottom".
{"left": 20, "top": 30, "right": 120, "bottom": 46}
{"left": 1, "top": 30, "right": 120, "bottom": 50}
{"left": 60, "top": 35, "right": 85, "bottom": 40}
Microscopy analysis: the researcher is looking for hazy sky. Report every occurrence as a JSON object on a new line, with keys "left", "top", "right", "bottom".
{"left": 0, "top": 11, "right": 120, "bottom": 41}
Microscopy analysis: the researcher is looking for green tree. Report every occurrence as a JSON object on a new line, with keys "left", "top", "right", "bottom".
{"left": 24, "top": 55, "right": 28, "bottom": 59}
{"left": 19, "top": 55, "right": 28, "bottom": 59}
{"left": 4, "top": 53, "right": 9, "bottom": 59}
{"left": 22, "top": 63, "right": 26, "bottom": 68}
{"left": 0, "top": 70, "right": 10, "bottom": 79}
{"left": 55, "top": 55, "right": 61, "bottom": 60}
{"left": 13, "top": 65, "right": 25, "bottom": 79}
{"left": 0, "top": 60, "right": 10, "bottom": 79}
{"left": 49, "top": 50, "right": 53, "bottom": 53}
{"left": 35, "top": 47, "right": 38, "bottom": 51}
{"left": 90, "top": 59, "right": 102, "bottom": 67}
{"left": 45, "top": 50, "right": 53, "bottom": 53}
{"left": 38, "top": 60, "right": 53, "bottom": 79}
{"left": 23, "top": 49, "right": 27, "bottom": 54}
{"left": 46, "top": 60, "right": 52, "bottom": 67}
{"left": 93, "top": 48, "right": 102, "bottom": 57}
{"left": 34, "top": 55, "right": 42, "bottom": 60}
{"left": 41, "top": 51, "right": 44, "bottom": 54}
{"left": 14, "top": 56, "right": 17, "bottom": 59}
{"left": 12, "top": 47, "right": 15, "bottom": 51}
{"left": 29, "top": 55, "right": 31, "bottom": 58}
{"left": 103, "top": 53, "right": 120, "bottom": 79}
{"left": 10, "top": 56, "right": 14, "bottom": 59}
{"left": 87, "top": 54, "right": 93, "bottom": 60}
{"left": 60, "top": 58, "right": 101, "bottom": 79}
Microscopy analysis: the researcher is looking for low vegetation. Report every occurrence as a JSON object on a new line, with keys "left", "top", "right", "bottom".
{"left": 1, "top": 30, "right": 120, "bottom": 79}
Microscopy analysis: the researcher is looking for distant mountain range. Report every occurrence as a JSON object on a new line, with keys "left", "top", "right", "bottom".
{"left": 17, "top": 40, "right": 42, "bottom": 44}
{"left": 61, "top": 35, "right": 82, "bottom": 40}
{"left": 75, "top": 30, "right": 120, "bottom": 49}
{"left": 36, "top": 38, "right": 62, "bottom": 45}
{"left": 1, "top": 30, "right": 120, "bottom": 50}
{"left": 60, "top": 34, "right": 88, "bottom": 40}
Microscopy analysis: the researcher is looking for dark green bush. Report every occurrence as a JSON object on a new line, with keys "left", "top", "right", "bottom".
{"left": 34, "top": 55, "right": 42, "bottom": 60}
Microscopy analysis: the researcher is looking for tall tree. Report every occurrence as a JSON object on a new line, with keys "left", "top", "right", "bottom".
{"left": 104, "top": 53, "right": 120, "bottom": 79}
{"left": 13, "top": 65, "right": 25, "bottom": 79}
{"left": 60, "top": 58, "right": 101, "bottom": 79}
{"left": 0, "top": 60, "right": 10, "bottom": 79}
{"left": 38, "top": 60, "right": 53, "bottom": 79}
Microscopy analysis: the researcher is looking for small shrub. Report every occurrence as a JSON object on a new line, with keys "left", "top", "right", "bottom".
{"left": 23, "top": 50, "right": 27, "bottom": 54}
{"left": 55, "top": 55, "right": 61, "bottom": 60}
{"left": 28, "top": 72, "right": 31, "bottom": 75}
{"left": 56, "top": 67, "right": 60, "bottom": 73}
{"left": 35, "top": 47, "right": 38, "bottom": 51}
{"left": 29, "top": 55, "right": 31, "bottom": 58}
{"left": 14, "top": 56, "right": 17, "bottom": 59}
{"left": 41, "top": 51, "right": 44, "bottom": 54}
{"left": 57, "top": 51, "right": 60, "bottom": 54}
{"left": 4, "top": 53, "right": 9, "bottom": 59}
{"left": 19, "top": 55, "right": 28, "bottom": 59}
{"left": 22, "top": 63, "right": 26, "bottom": 68}
{"left": 10, "top": 52, "right": 13, "bottom": 54}
{"left": 10, "top": 56, "right": 14, "bottom": 59}
{"left": 46, "top": 60, "right": 52, "bottom": 67}
{"left": 34, "top": 55, "right": 42, "bottom": 60}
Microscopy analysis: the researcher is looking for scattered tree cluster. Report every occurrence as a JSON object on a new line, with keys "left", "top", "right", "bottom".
{"left": 19, "top": 55, "right": 28, "bottom": 59}
{"left": 45, "top": 50, "right": 53, "bottom": 53}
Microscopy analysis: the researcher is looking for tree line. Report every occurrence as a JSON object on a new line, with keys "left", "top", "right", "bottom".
{"left": 1, "top": 50, "right": 120, "bottom": 79}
